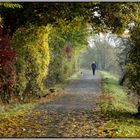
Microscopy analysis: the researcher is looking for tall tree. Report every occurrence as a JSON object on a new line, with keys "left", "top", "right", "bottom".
{"left": 127, "top": 24, "right": 140, "bottom": 95}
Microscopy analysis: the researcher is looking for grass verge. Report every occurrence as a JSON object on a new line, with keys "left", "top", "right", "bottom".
{"left": 99, "top": 71, "right": 140, "bottom": 137}
{"left": 0, "top": 103, "right": 36, "bottom": 119}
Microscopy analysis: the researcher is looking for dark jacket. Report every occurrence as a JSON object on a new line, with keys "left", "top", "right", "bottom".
{"left": 91, "top": 63, "right": 96, "bottom": 69}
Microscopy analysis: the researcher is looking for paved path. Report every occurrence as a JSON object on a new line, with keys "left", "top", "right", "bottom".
{"left": 21, "top": 69, "right": 102, "bottom": 137}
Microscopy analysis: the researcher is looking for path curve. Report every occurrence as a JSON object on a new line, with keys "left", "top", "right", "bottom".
{"left": 21, "top": 69, "right": 102, "bottom": 137}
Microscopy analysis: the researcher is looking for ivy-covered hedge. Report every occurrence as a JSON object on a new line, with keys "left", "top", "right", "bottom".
{"left": 12, "top": 25, "right": 50, "bottom": 100}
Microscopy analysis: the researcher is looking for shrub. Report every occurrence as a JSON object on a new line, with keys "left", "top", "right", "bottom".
{"left": 12, "top": 24, "right": 50, "bottom": 100}
{"left": 0, "top": 26, "right": 16, "bottom": 103}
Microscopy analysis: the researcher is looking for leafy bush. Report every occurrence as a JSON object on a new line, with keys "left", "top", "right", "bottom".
{"left": 0, "top": 26, "right": 16, "bottom": 103}
{"left": 12, "top": 24, "right": 50, "bottom": 100}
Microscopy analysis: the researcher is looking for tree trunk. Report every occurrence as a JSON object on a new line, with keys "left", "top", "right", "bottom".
{"left": 119, "top": 73, "right": 126, "bottom": 86}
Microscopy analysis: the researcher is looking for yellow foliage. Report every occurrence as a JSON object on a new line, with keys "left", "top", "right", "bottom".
{"left": 12, "top": 24, "right": 51, "bottom": 99}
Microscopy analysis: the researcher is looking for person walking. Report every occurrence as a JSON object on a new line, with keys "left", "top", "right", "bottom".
{"left": 91, "top": 61, "right": 97, "bottom": 76}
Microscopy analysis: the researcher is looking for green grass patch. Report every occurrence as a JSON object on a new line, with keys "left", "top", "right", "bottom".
{"left": 99, "top": 71, "right": 140, "bottom": 137}
{"left": 66, "top": 71, "right": 80, "bottom": 82}
{"left": 51, "top": 71, "right": 80, "bottom": 89}
{"left": 0, "top": 103, "right": 36, "bottom": 119}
